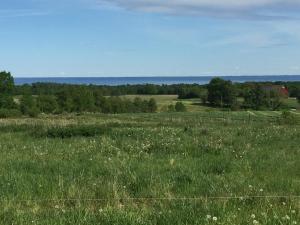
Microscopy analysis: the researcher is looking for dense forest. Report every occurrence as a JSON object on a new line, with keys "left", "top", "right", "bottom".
{"left": 1, "top": 71, "right": 300, "bottom": 117}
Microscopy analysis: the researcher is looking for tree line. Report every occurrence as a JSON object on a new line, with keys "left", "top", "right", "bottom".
{"left": 0, "top": 71, "right": 158, "bottom": 117}
{"left": 1, "top": 71, "right": 300, "bottom": 117}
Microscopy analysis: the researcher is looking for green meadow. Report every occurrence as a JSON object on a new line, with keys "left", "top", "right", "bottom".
{"left": 0, "top": 111, "right": 299, "bottom": 225}
{"left": 121, "top": 95, "right": 300, "bottom": 112}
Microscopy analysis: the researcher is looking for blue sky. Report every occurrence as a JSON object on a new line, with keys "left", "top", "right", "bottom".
{"left": 1, "top": 0, "right": 300, "bottom": 77}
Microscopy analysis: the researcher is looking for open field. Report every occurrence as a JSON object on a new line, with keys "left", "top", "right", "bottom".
{"left": 122, "top": 95, "right": 217, "bottom": 112}
{"left": 121, "top": 95, "right": 300, "bottom": 113}
{"left": 0, "top": 112, "right": 299, "bottom": 224}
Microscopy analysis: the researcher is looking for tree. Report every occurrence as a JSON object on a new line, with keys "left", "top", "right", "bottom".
{"left": 56, "top": 89, "right": 74, "bottom": 112}
{"left": 96, "top": 96, "right": 112, "bottom": 113}
{"left": 244, "top": 84, "right": 265, "bottom": 110}
{"left": 0, "top": 94, "right": 17, "bottom": 109}
{"left": 175, "top": 102, "right": 186, "bottom": 112}
{"left": 265, "top": 90, "right": 282, "bottom": 110}
{"left": 0, "top": 71, "right": 14, "bottom": 94}
{"left": 207, "top": 78, "right": 236, "bottom": 107}
{"left": 37, "top": 95, "right": 59, "bottom": 114}
{"left": 133, "top": 97, "right": 145, "bottom": 113}
{"left": 20, "top": 94, "right": 39, "bottom": 117}
{"left": 71, "top": 87, "right": 95, "bottom": 112}
{"left": 148, "top": 98, "right": 157, "bottom": 113}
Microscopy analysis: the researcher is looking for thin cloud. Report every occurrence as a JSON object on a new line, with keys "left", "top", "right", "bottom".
{"left": 97, "top": 0, "right": 300, "bottom": 20}
{"left": 0, "top": 9, "right": 50, "bottom": 18}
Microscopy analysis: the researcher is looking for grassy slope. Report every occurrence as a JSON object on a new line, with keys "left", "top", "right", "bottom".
{"left": 0, "top": 112, "right": 299, "bottom": 225}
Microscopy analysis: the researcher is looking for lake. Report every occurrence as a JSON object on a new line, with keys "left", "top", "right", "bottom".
{"left": 15, "top": 75, "right": 300, "bottom": 85}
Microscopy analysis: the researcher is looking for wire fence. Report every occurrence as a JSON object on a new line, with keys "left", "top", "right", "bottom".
{"left": 1, "top": 195, "right": 299, "bottom": 203}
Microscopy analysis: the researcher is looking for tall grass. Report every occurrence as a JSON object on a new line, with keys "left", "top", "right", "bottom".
{"left": 0, "top": 112, "right": 299, "bottom": 224}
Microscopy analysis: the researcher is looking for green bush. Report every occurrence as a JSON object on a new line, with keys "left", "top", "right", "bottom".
{"left": 0, "top": 109, "right": 22, "bottom": 118}
{"left": 20, "top": 94, "right": 40, "bottom": 117}
{"left": 33, "top": 125, "right": 111, "bottom": 138}
{"left": 167, "top": 104, "right": 175, "bottom": 112}
{"left": 175, "top": 102, "right": 186, "bottom": 112}
{"left": 278, "top": 111, "right": 298, "bottom": 125}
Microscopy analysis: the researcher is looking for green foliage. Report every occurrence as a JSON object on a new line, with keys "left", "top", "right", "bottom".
{"left": 33, "top": 125, "right": 111, "bottom": 138}
{"left": 0, "top": 71, "right": 14, "bottom": 94}
{"left": 244, "top": 84, "right": 284, "bottom": 110}
{"left": 56, "top": 90, "right": 74, "bottom": 112}
{"left": 0, "top": 109, "right": 22, "bottom": 118}
{"left": 20, "top": 94, "right": 39, "bottom": 117}
{"left": 178, "top": 86, "right": 206, "bottom": 99}
{"left": 148, "top": 98, "right": 157, "bottom": 113}
{"left": 278, "top": 111, "right": 298, "bottom": 125}
{"left": 207, "top": 77, "right": 236, "bottom": 107}
{"left": 72, "top": 87, "right": 96, "bottom": 112}
{"left": 175, "top": 102, "right": 186, "bottom": 112}
{"left": 0, "top": 94, "right": 17, "bottom": 109}
{"left": 37, "top": 95, "right": 59, "bottom": 114}
{"left": 199, "top": 89, "right": 208, "bottom": 104}
{"left": 167, "top": 104, "right": 175, "bottom": 112}
{"left": 244, "top": 84, "right": 265, "bottom": 110}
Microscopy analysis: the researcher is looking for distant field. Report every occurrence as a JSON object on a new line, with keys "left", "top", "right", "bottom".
{"left": 0, "top": 112, "right": 299, "bottom": 224}
{"left": 122, "top": 95, "right": 216, "bottom": 112}
{"left": 122, "top": 95, "right": 300, "bottom": 113}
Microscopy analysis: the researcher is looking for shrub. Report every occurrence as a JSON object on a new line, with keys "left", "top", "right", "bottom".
{"left": 148, "top": 98, "right": 157, "bottom": 113}
{"left": 37, "top": 95, "right": 59, "bottom": 114}
{"left": 0, "top": 94, "right": 17, "bottom": 109}
{"left": 20, "top": 94, "right": 40, "bottom": 117}
{"left": 33, "top": 125, "right": 111, "bottom": 138}
{"left": 278, "top": 111, "right": 298, "bottom": 125}
{"left": 167, "top": 104, "right": 175, "bottom": 112}
{"left": 175, "top": 102, "right": 186, "bottom": 112}
{"left": 0, "top": 109, "right": 22, "bottom": 118}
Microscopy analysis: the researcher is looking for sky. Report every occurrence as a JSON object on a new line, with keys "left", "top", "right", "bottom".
{"left": 0, "top": 0, "right": 300, "bottom": 77}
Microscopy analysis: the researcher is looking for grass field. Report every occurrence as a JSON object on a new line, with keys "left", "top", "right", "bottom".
{"left": 0, "top": 111, "right": 299, "bottom": 225}
{"left": 122, "top": 95, "right": 300, "bottom": 113}
{"left": 122, "top": 95, "right": 217, "bottom": 112}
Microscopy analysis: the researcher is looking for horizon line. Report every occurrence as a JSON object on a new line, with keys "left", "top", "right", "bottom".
{"left": 13, "top": 74, "right": 300, "bottom": 78}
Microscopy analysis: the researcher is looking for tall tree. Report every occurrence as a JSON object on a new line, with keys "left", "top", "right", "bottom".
{"left": 20, "top": 94, "right": 39, "bottom": 117}
{"left": 37, "top": 95, "right": 59, "bottom": 114}
{"left": 207, "top": 78, "right": 236, "bottom": 107}
{"left": 0, "top": 71, "right": 14, "bottom": 94}
{"left": 244, "top": 84, "right": 265, "bottom": 110}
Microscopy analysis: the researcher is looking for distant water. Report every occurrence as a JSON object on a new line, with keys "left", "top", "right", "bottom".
{"left": 14, "top": 75, "right": 300, "bottom": 86}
